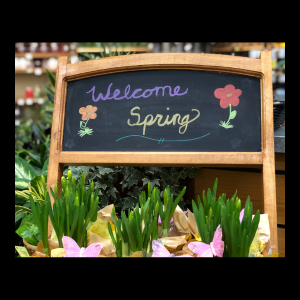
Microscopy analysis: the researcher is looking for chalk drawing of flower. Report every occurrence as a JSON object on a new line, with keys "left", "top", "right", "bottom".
{"left": 214, "top": 84, "right": 242, "bottom": 129}
{"left": 65, "top": 139, "right": 75, "bottom": 149}
{"left": 78, "top": 105, "right": 97, "bottom": 137}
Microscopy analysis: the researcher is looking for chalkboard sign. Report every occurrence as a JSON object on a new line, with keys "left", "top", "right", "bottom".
{"left": 62, "top": 69, "right": 261, "bottom": 152}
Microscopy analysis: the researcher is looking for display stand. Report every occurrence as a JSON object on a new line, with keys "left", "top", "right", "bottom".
{"left": 47, "top": 52, "right": 277, "bottom": 252}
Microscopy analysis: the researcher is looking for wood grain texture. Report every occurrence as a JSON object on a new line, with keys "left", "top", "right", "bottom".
{"left": 260, "top": 51, "right": 278, "bottom": 252}
{"left": 64, "top": 53, "right": 262, "bottom": 81}
{"left": 47, "top": 56, "right": 70, "bottom": 203}
{"left": 59, "top": 152, "right": 263, "bottom": 166}
{"left": 275, "top": 174, "right": 285, "bottom": 225}
{"left": 275, "top": 153, "right": 285, "bottom": 171}
{"left": 193, "top": 168, "right": 285, "bottom": 224}
{"left": 278, "top": 228, "right": 285, "bottom": 257}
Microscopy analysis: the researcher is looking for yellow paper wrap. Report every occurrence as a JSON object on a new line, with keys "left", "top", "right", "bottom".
{"left": 87, "top": 204, "right": 116, "bottom": 256}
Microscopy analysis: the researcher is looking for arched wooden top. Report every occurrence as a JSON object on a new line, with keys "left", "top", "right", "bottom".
{"left": 62, "top": 53, "right": 263, "bottom": 81}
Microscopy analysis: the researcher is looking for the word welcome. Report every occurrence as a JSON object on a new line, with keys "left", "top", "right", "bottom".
{"left": 86, "top": 83, "right": 188, "bottom": 101}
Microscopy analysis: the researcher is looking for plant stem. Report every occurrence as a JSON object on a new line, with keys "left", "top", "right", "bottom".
{"left": 80, "top": 118, "right": 90, "bottom": 129}
{"left": 162, "top": 228, "right": 168, "bottom": 238}
{"left": 225, "top": 104, "right": 232, "bottom": 125}
{"left": 122, "top": 242, "right": 129, "bottom": 257}
{"left": 142, "top": 248, "right": 148, "bottom": 257}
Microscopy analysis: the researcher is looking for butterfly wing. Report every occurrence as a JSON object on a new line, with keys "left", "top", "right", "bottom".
{"left": 82, "top": 243, "right": 102, "bottom": 257}
{"left": 152, "top": 240, "right": 171, "bottom": 257}
{"left": 188, "top": 241, "right": 213, "bottom": 257}
{"left": 212, "top": 225, "right": 224, "bottom": 257}
{"left": 62, "top": 236, "right": 81, "bottom": 257}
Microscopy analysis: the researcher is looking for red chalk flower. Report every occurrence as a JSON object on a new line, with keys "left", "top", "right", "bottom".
{"left": 214, "top": 84, "right": 242, "bottom": 109}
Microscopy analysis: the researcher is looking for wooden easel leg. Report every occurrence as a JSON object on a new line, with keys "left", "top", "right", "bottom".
{"left": 260, "top": 51, "right": 278, "bottom": 254}
{"left": 46, "top": 56, "right": 70, "bottom": 237}
{"left": 47, "top": 163, "right": 64, "bottom": 237}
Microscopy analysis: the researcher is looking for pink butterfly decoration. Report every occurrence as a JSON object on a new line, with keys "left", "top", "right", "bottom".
{"left": 62, "top": 236, "right": 102, "bottom": 257}
{"left": 239, "top": 208, "right": 244, "bottom": 223}
{"left": 188, "top": 225, "right": 224, "bottom": 257}
{"left": 152, "top": 240, "right": 192, "bottom": 257}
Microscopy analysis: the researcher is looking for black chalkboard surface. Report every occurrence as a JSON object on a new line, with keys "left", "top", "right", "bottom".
{"left": 62, "top": 69, "right": 261, "bottom": 152}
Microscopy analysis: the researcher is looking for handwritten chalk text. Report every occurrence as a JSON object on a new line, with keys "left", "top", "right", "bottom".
{"left": 127, "top": 107, "right": 200, "bottom": 135}
{"left": 86, "top": 84, "right": 188, "bottom": 102}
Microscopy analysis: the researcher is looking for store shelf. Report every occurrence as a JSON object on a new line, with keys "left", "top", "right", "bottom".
{"left": 211, "top": 43, "right": 266, "bottom": 53}
{"left": 76, "top": 46, "right": 151, "bottom": 53}
{"left": 15, "top": 68, "right": 56, "bottom": 74}
{"left": 211, "top": 42, "right": 285, "bottom": 53}
{"left": 15, "top": 52, "right": 74, "bottom": 58}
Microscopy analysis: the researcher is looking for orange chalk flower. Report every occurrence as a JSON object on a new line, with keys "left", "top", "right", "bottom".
{"left": 79, "top": 105, "right": 97, "bottom": 121}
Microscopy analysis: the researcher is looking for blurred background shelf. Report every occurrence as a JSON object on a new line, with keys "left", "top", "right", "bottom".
{"left": 15, "top": 52, "right": 73, "bottom": 58}
{"left": 15, "top": 68, "right": 56, "bottom": 74}
{"left": 76, "top": 46, "right": 151, "bottom": 53}
{"left": 211, "top": 42, "right": 285, "bottom": 53}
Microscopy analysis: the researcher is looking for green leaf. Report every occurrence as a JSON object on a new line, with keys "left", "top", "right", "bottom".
{"left": 15, "top": 213, "right": 25, "bottom": 223}
{"left": 86, "top": 172, "right": 97, "bottom": 181}
{"left": 47, "top": 93, "right": 54, "bottom": 103}
{"left": 39, "top": 144, "right": 47, "bottom": 166}
{"left": 45, "top": 69, "right": 56, "bottom": 87}
{"left": 106, "top": 187, "right": 119, "bottom": 199}
{"left": 98, "top": 167, "right": 114, "bottom": 176}
{"left": 24, "top": 150, "right": 41, "bottom": 167}
{"left": 31, "top": 123, "right": 46, "bottom": 142}
{"left": 120, "top": 167, "right": 132, "bottom": 181}
{"left": 223, "top": 124, "right": 234, "bottom": 129}
{"left": 122, "top": 197, "right": 139, "bottom": 211}
{"left": 15, "top": 178, "right": 30, "bottom": 190}
{"left": 128, "top": 186, "right": 142, "bottom": 198}
{"left": 99, "top": 197, "right": 108, "bottom": 208}
{"left": 94, "top": 181, "right": 107, "bottom": 191}
{"left": 41, "top": 158, "right": 49, "bottom": 176}
{"left": 20, "top": 229, "right": 33, "bottom": 239}
{"left": 122, "top": 175, "right": 138, "bottom": 190}
{"left": 142, "top": 178, "right": 160, "bottom": 190}
{"left": 15, "top": 155, "right": 37, "bottom": 180}
{"left": 230, "top": 110, "right": 237, "bottom": 119}
{"left": 66, "top": 166, "right": 82, "bottom": 180}
{"left": 42, "top": 83, "right": 55, "bottom": 96}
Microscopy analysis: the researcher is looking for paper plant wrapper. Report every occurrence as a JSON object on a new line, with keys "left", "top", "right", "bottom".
{"left": 97, "top": 204, "right": 114, "bottom": 222}
{"left": 249, "top": 213, "right": 271, "bottom": 256}
{"left": 157, "top": 206, "right": 188, "bottom": 237}
{"left": 51, "top": 248, "right": 67, "bottom": 257}
{"left": 88, "top": 231, "right": 115, "bottom": 257}
{"left": 257, "top": 214, "right": 270, "bottom": 244}
{"left": 172, "top": 205, "right": 190, "bottom": 235}
{"left": 173, "top": 249, "right": 197, "bottom": 257}
{"left": 160, "top": 235, "right": 187, "bottom": 253}
{"left": 129, "top": 251, "right": 143, "bottom": 257}
{"left": 87, "top": 217, "right": 111, "bottom": 240}
{"left": 34, "top": 239, "right": 59, "bottom": 257}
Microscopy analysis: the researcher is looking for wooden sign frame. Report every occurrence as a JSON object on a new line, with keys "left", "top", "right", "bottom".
{"left": 47, "top": 52, "right": 277, "bottom": 252}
